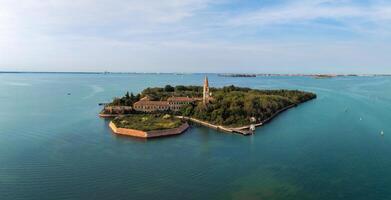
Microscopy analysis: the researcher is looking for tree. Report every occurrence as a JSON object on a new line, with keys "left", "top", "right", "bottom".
{"left": 181, "top": 104, "right": 194, "bottom": 116}
{"left": 164, "top": 85, "right": 175, "bottom": 92}
{"left": 112, "top": 98, "right": 121, "bottom": 106}
{"left": 175, "top": 85, "right": 186, "bottom": 91}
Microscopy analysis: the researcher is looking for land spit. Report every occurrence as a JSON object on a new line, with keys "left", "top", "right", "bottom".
{"left": 177, "top": 102, "right": 308, "bottom": 135}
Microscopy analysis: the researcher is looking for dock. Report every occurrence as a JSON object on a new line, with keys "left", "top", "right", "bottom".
{"left": 177, "top": 116, "right": 255, "bottom": 136}
{"left": 231, "top": 128, "right": 254, "bottom": 135}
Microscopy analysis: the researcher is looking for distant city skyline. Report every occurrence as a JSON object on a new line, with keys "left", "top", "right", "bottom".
{"left": 1, "top": 0, "right": 391, "bottom": 73}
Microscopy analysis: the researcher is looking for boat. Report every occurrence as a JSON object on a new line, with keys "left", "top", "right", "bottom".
{"left": 249, "top": 124, "right": 256, "bottom": 132}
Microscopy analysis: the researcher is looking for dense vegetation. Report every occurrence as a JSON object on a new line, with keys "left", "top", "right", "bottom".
{"left": 180, "top": 85, "right": 316, "bottom": 127}
{"left": 141, "top": 85, "right": 204, "bottom": 100}
{"left": 105, "top": 85, "right": 316, "bottom": 127}
{"left": 109, "top": 92, "right": 141, "bottom": 106}
{"left": 99, "top": 92, "right": 141, "bottom": 115}
{"left": 112, "top": 114, "right": 184, "bottom": 131}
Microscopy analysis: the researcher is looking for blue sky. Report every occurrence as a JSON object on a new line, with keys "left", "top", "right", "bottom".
{"left": 1, "top": 0, "right": 391, "bottom": 73}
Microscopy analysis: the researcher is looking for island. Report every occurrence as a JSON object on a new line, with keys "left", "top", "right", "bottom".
{"left": 311, "top": 74, "right": 336, "bottom": 79}
{"left": 100, "top": 76, "right": 316, "bottom": 138}
{"left": 218, "top": 74, "right": 257, "bottom": 77}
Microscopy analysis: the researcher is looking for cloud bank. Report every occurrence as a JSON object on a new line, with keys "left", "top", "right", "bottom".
{"left": 0, "top": 0, "right": 391, "bottom": 73}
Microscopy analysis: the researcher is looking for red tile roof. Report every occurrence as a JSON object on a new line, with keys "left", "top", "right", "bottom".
{"left": 167, "top": 97, "right": 195, "bottom": 102}
{"left": 134, "top": 100, "right": 169, "bottom": 106}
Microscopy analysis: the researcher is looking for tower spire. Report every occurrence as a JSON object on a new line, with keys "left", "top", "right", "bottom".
{"left": 203, "top": 76, "right": 209, "bottom": 105}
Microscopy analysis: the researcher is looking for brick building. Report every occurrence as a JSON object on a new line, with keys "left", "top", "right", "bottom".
{"left": 133, "top": 76, "right": 210, "bottom": 112}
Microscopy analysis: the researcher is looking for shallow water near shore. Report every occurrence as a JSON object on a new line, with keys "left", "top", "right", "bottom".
{"left": 1, "top": 73, "right": 391, "bottom": 200}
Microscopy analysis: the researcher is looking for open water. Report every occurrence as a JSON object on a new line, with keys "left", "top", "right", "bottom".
{"left": 1, "top": 73, "right": 391, "bottom": 200}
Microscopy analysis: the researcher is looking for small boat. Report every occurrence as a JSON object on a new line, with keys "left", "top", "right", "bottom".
{"left": 381, "top": 131, "right": 384, "bottom": 136}
{"left": 250, "top": 124, "right": 256, "bottom": 132}
{"left": 67, "top": 93, "right": 71, "bottom": 95}
{"left": 360, "top": 117, "right": 362, "bottom": 121}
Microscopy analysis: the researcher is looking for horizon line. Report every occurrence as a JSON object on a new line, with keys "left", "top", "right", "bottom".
{"left": 1, "top": 71, "right": 391, "bottom": 76}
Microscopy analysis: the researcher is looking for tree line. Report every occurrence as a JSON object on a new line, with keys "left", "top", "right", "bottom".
{"left": 180, "top": 85, "right": 316, "bottom": 127}
{"left": 104, "top": 85, "right": 316, "bottom": 127}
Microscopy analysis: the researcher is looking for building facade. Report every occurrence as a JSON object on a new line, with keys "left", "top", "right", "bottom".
{"left": 133, "top": 76, "right": 210, "bottom": 112}
{"left": 167, "top": 97, "right": 195, "bottom": 111}
{"left": 133, "top": 100, "right": 170, "bottom": 112}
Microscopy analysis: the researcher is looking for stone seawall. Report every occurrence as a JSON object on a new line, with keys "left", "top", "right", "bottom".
{"left": 109, "top": 121, "right": 189, "bottom": 138}
{"left": 99, "top": 113, "right": 119, "bottom": 118}
{"left": 178, "top": 116, "right": 233, "bottom": 133}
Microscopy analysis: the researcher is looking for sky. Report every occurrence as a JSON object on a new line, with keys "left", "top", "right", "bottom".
{"left": 1, "top": 0, "right": 391, "bottom": 73}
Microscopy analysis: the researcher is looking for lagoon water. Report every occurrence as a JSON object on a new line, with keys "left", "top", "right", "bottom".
{"left": 1, "top": 73, "right": 391, "bottom": 200}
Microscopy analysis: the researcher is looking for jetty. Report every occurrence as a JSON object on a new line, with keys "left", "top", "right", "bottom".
{"left": 177, "top": 116, "right": 255, "bottom": 136}
{"left": 231, "top": 128, "right": 254, "bottom": 135}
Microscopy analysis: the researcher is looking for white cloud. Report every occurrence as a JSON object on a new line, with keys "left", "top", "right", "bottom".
{"left": 0, "top": 0, "right": 212, "bottom": 35}
{"left": 226, "top": 0, "right": 391, "bottom": 34}
{"left": 1, "top": 0, "right": 391, "bottom": 73}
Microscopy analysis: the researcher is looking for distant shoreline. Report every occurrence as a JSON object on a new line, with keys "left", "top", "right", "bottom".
{"left": 1, "top": 71, "right": 391, "bottom": 77}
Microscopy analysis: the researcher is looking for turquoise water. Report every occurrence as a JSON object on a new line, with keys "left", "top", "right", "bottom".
{"left": 1, "top": 73, "right": 391, "bottom": 200}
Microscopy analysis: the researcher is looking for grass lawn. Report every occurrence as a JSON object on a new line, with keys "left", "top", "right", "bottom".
{"left": 112, "top": 114, "right": 184, "bottom": 131}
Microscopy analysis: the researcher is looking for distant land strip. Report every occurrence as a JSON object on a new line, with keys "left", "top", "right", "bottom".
{"left": 1, "top": 71, "right": 391, "bottom": 77}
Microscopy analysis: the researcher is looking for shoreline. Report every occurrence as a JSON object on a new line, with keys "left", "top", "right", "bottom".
{"left": 109, "top": 121, "right": 189, "bottom": 138}
{"left": 99, "top": 113, "right": 134, "bottom": 118}
{"left": 103, "top": 97, "right": 315, "bottom": 136}
{"left": 2, "top": 71, "right": 391, "bottom": 77}
{"left": 177, "top": 116, "right": 234, "bottom": 133}
{"left": 178, "top": 97, "right": 316, "bottom": 135}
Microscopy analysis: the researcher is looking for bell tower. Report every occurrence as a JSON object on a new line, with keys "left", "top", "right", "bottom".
{"left": 203, "top": 76, "right": 210, "bottom": 105}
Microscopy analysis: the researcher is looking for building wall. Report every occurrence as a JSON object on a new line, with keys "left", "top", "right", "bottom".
{"left": 133, "top": 100, "right": 193, "bottom": 112}
{"left": 109, "top": 122, "right": 148, "bottom": 137}
{"left": 109, "top": 121, "right": 189, "bottom": 138}
{"left": 133, "top": 105, "right": 170, "bottom": 112}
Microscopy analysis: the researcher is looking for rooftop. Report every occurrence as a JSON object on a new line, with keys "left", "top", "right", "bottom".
{"left": 134, "top": 100, "right": 169, "bottom": 106}
{"left": 167, "top": 97, "right": 195, "bottom": 102}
